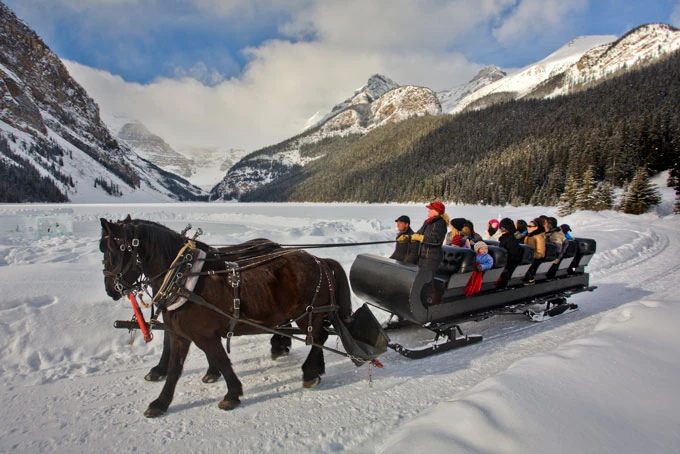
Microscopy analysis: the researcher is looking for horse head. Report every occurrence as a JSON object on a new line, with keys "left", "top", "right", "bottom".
{"left": 100, "top": 215, "right": 144, "bottom": 300}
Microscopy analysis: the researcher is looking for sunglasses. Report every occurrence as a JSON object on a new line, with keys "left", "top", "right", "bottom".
{"left": 528, "top": 224, "right": 536, "bottom": 228}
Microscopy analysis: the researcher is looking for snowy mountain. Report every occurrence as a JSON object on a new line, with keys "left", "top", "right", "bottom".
{"left": 530, "top": 23, "right": 680, "bottom": 99}
{"left": 449, "top": 24, "right": 680, "bottom": 114}
{"left": 449, "top": 35, "right": 618, "bottom": 114}
{"left": 0, "top": 2, "right": 205, "bottom": 202}
{"left": 437, "top": 65, "right": 507, "bottom": 113}
{"left": 211, "top": 75, "right": 441, "bottom": 199}
{"left": 104, "top": 113, "right": 244, "bottom": 190}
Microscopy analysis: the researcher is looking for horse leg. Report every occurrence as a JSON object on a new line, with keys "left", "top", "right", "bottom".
{"left": 144, "top": 333, "right": 191, "bottom": 418}
{"left": 145, "top": 332, "right": 170, "bottom": 381}
{"left": 301, "top": 319, "right": 329, "bottom": 388}
{"left": 193, "top": 336, "right": 243, "bottom": 411}
{"left": 270, "top": 324, "right": 292, "bottom": 360}
{"left": 146, "top": 329, "right": 221, "bottom": 383}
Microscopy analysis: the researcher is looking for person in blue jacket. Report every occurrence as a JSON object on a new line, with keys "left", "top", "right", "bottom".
{"left": 473, "top": 241, "right": 494, "bottom": 271}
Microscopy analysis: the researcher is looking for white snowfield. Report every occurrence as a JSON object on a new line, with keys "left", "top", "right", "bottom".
{"left": 0, "top": 201, "right": 678, "bottom": 453}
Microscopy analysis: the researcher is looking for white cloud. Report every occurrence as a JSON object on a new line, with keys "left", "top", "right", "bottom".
{"left": 63, "top": 1, "right": 515, "bottom": 154}
{"left": 493, "top": 0, "right": 589, "bottom": 44}
{"left": 671, "top": 2, "right": 680, "bottom": 27}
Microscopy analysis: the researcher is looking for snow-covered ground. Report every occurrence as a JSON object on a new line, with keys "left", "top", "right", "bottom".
{"left": 0, "top": 199, "right": 678, "bottom": 453}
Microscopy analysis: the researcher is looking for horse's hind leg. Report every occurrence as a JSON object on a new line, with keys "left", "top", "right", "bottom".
{"left": 301, "top": 321, "right": 329, "bottom": 388}
{"left": 194, "top": 336, "right": 243, "bottom": 410}
{"left": 144, "top": 333, "right": 191, "bottom": 418}
{"left": 270, "top": 325, "right": 292, "bottom": 360}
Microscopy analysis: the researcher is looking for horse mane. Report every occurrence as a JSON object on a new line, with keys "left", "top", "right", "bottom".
{"left": 125, "top": 218, "right": 282, "bottom": 265}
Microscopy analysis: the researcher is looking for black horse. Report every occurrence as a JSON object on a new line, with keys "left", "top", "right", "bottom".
{"left": 100, "top": 216, "right": 352, "bottom": 417}
{"left": 103, "top": 220, "right": 291, "bottom": 383}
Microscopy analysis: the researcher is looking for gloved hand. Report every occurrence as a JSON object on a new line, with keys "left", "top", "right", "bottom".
{"left": 396, "top": 234, "right": 410, "bottom": 242}
{"left": 475, "top": 263, "right": 482, "bottom": 272}
{"left": 410, "top": 234, "right": 424, "bottom": 242}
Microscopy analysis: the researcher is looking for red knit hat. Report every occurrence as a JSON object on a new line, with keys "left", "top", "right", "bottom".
{"left": 426, "top": 201, "right": 445, "bottom": 215}
{"left": 489, "top": 219, "right": 500, "bottom": 229}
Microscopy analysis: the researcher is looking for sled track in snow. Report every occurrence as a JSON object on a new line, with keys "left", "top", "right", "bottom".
{"left": 590, "top": 228, "right": 669, "bottom": 278}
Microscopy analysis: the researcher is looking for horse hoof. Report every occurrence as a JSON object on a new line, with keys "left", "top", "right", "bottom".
{"left": 144, "top": 372, "right": 166, "bottom": 382}
{"left": 144, "top": 407, "right": 166, "bottom": 418}
{"left": 271, "top": 349, "right": 290, "bottom": 361}
{"left": 218, "top": 399, "right": 241, "bottom": 411}
{"left": 302, "top": 377, "right": 321, "bottom": 389}
{"left": 202, "top": 373, "right": 221, "bottom": 383}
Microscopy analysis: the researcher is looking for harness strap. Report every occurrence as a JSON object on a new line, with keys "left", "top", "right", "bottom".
{"left": 174, "top": 288, "right": 365, "bottom": 363}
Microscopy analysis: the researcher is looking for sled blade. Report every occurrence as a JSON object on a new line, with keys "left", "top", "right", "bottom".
{"left": 388, "top": 334, "right": 483, "bottom": 359}
{"left": 526, "top": 303, "right": 578, "bottom": 322}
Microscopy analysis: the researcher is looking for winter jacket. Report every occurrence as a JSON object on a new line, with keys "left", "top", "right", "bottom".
{"left": 390, "top": 226, "right": 418, "bottom": 264}
{"left": 499, "top": 231, "right": 524, "bottom": 269}
{"left": 476, "top": 252, "right": 494, "bottom": 271}
{"left": 524, "top": 229, "right": 546, "bottom": 259}
{"left": 545, "top": 227, "right": 566, "bottom": 247}
{"left": 483, "top": 229, "right": 502, "bottom": 242}
{"left": 415, "top": 215, "right": 448, "bottom": 261}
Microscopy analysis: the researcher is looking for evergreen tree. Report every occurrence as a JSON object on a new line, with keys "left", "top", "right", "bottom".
{"left": 592, "top": 182, "right": 614, "bottom": 211}
{"left": 669, "top": 158, "right": 680, "bottom": 214}
{"left": 557, "top": 175, "right": 579, "bottom": 216}
{"left": 621, "top": 169, "right": 662, "bottom": 214}
{"left": 576, "top": 167, "right": 597, "bottom": 210}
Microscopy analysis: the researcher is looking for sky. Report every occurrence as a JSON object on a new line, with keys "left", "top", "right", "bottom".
{"left": 0, "top": 185, "right": 679, "bottom": 452}
{"left": 5, "top": 0, "right": 680, "bottom": 154}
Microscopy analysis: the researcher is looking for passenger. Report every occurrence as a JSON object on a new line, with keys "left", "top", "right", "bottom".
{"left": 464, "top": 241, "right": 494, "bottom": 296}
{"left": 482, "top": 218, "right": 502, "bottom": 242}
{"left": 496, "top": 218, "right": 524, "bottom": 289}
{"left": 515, "top": 219, "right": 528, "bottom": 241}
{"left": 523, "top": 218, "right": 546, "bottom": 285}
{"left": 410, "top": 201, "right": 448, "bottom": 304}
{"left": 560, "top": 224, "right": 574, "bottom": 240}
{"left": 473, "top": 241, "right": 494, "bottom": 271}
{"left": 544, "top": 217, "right": 566, "bottom": 247}
{"left": 391, "top": 215, "right": 418, "bottom": 264}
{"left": 462, "top": 220, "right": 482, "bottom": 243}
{"left": 444, "top": 217, "right": 470, "bottom": 248}
{"left": 545, "top": 217, "right": 567, "bottom": 278}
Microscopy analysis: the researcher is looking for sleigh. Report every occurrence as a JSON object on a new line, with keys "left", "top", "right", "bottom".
{"left": 349, "top": 238, "right": 597, "bottom": 358}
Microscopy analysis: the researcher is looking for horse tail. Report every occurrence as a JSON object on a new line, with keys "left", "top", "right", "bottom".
{"left": 323, "top": 258, "right": 353, "bottom": 323}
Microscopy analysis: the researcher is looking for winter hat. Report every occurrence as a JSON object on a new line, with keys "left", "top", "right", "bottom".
{"left": 489, "top": 219, "right": 500, "bottom": 229}
{"left": 450, "top": 217, "right": 466, "bottom": 231}
{"left": 395, "top": 215, "right": 410, "bottom": 224}
{"left": 474, "top": 241, "right": 488, "bottom": 253}
{"left": 426, "top": 201, "right": 445, "bottom": 215}
{"left": 560, "top": 224, "right": 572, "bottom": 234}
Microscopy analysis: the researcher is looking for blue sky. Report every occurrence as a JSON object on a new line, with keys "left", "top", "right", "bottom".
{"left": 4, "top": 0, "right": 680, "bottom": 152}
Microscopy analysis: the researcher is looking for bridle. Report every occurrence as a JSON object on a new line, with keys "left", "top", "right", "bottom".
{"left": 101, "top": 227, "right": 144, "bottom": 296}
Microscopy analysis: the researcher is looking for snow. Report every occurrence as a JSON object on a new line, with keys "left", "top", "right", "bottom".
{"left": 0, "top": 200, "right": 678, "bottom": 453}
{"left": 450, "top": 35, "right": 617, "bottom": 114}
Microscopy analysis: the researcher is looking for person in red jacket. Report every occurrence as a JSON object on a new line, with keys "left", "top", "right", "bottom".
{"left": 409, "top": 201, "right": 448, "bottom": 304}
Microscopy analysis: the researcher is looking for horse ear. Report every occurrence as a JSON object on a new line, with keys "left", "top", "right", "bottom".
{"left": 124, "top": 214, "right": 132, "bottom": 222}
{"left": 100, "top": 218, "right": 110, "bottom": 230}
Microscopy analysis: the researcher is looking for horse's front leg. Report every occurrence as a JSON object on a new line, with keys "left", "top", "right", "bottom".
{"left": 144, "top": 333, "right": 191, "bottom": 418}
{"left": 145, "top": 331, "right": 170, "bottom": 381}
{"left": 146, "top": 326, "right": 221, "bottom": 384}
{"left": 193, "top": 336, "right": 243, "bottom": 410}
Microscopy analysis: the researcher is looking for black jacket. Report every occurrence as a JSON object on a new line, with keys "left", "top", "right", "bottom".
{"left": 390, "top": 227, "right": 418, "bottom": 264}
{"left": 415, "top": 216, "right": 448, "bottom": 261}
{"left": 499, "top": 231, "right": 524, "bottom": 269}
